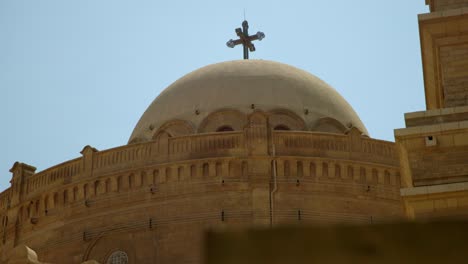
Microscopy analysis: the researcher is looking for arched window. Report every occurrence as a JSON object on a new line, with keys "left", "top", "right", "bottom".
{"left": 322, "top": 163, "right": 329, "bottom": 177}
{"left": 44, "top": 196, "right": 49, "bottom": 213}
{"left": 128, "top": 174, "right": 135, "bottom": 188}
{"left": 216, "top": 162, "right": 222, "bottom": 177}
{"left": 27, "top": 204, "right": 32, "bottom": 218}
{"left": 216, "top": 125, "right": 234, "bottom": 132}
{"left": 347, "top": 165, "right": 354, "bottom": 178}
{"left": 105, "top": 179, "right": 112, "bottom": 193}
{"left": 372, "top": 169, "right": 379, "bottom": 182}
{"left": 202, "top": 163, "right": 209, "bottom": 177}
{"left": 297, "top": 161, "right": 303, "bottom": 177}
{"left": 140, "top": 171, "right": 147, "bottom": 186}
{"left": 309, "top": 162, "right": 316, "bottom": 177}
{"left": 241, "top": 161, "right": 248, "bottom": 177}
{"left": 73, "top": 187, "right": 79, "bottom": 201}
{"left": 166, "top": 167, "right": 172, "bottom": 179}
{"left": 53, "top": 193, "right": 59, "bottom": 208}
{"left": 153, "top": 169, "right": 159, "bottom": 185}
{"left": 107, "top": 250, "right": 128, "bottom": 264}
{"left": 63, "top": 190, "right": 69, "bottom": 204}
{"left": 284, "top": 161, "right": 290, "bottom": 177}
{"left": 178, "top": 166, "right": 184, "bottom": 179}
{"left": 384, "top": 170, "right": 391, "bottom": 184}
{"left": 84, "top": 184, "right": 89, "bottom": 198}
{"left": 335, "top": 164, "right": 341, "bottom": 178}
{"left": 190, "top": 165, "right": 196, "bottom": 178}
{"left": 274, "top": 125, "right": 290, "bottom": 131}
{"left": 117, "top": 177, "right": 122, "bottom": 191}
{"left": 94, "top": 180, "right": 101, "bottom": 195}
{"left": 228, "top": 161, "right": 235, "bottom": 177}
{"left": 35, "top": 200, "right": 40, "bottom": 215}
{"left": 360, "top": 167, "right": 367, "bottom": 182}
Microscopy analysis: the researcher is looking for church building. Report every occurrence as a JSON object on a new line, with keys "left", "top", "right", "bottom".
{"left": 1, "top": 0, "right": 468, "bottom": 263}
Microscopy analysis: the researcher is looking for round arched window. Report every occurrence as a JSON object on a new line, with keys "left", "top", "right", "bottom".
{"left": 107, "top": 251, "right": 128, "bottom": 264}
{"left": 274, "top": 125, "right": 290, "bottom": 131}
{"left": 216, "top": 125, "right": 234, "bottom": 132}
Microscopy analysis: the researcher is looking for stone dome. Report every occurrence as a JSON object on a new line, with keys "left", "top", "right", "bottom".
{"left": 129, "top": 60, "right": 368, "bottom": 143}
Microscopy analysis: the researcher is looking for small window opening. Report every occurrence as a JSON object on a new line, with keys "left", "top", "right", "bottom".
{"left": 274, "top": 125, "right": 290, "bottom": 131}
{"left": 217, "top": 126, "right": 234, "bottom": 132}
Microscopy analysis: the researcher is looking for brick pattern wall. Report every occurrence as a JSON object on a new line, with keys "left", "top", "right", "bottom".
{"left": 431, "top": 0, "right": 468, "bottom": 11}
{"left": 409, "top": 145, "right": 468, "bottom": 186}
{"left": 440, "top": 43, "right": 468, "bottom": 107}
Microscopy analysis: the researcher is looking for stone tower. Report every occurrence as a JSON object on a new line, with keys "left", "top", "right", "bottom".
{"left": 395, "top": 0, "right": 468, "bottom": 219}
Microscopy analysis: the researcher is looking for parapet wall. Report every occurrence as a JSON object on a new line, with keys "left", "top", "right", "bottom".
{"left": 0, "top": 129, "right": 397, "bottom": 211}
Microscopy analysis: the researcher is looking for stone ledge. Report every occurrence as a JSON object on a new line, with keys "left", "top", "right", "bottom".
{"left": 404, "top": 105, "right": 468, "bottom": 120}
{"left": 394, "top": 120, "right": 468, "bottom": 137}
{"left": 400, "top": 181, "right": 468, "bottom": 196}
{"left": 418, "top": 6, "right": 468, "bottom": 20}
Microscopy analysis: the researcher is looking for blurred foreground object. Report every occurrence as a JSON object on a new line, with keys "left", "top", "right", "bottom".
{"left": 205, "top": 221, "right": 468, "bottom": 264}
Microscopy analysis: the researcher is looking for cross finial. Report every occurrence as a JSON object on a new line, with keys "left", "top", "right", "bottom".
{"left": 226, "top": 20, "right": 265, "bottom": 60}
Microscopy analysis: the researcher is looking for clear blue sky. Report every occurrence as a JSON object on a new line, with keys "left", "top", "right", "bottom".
{"left": 0, "top": 0, "right": 429, "bottom": 192}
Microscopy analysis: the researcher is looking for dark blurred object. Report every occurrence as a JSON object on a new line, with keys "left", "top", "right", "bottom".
{"left": 205, "top": 221, "right": 468, "bottom": 264}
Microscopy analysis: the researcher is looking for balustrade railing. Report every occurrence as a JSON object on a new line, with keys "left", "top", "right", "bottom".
{"left": 26, "top": 158, "right": 82, "bottom": 195}
{"left": 169, "top": 132, "right": 245, "bottom": 158}
{"left": 93, "top": 142, "right": 153, "bottom": 170}
{"left": 0, "top": 130, "right": 398, "bottom": 203}
{"left": 274, "top": 131, "right": 397, "bottom": 165}
{"left": 274, "top": 131, "right": 350, "bottom": 155}
{"left": 360, "top": 137, "right": 396, "bottom": 159}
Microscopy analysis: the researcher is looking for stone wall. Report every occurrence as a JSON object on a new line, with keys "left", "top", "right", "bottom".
{"left": 418, "top": 6, "right": 468, "bottom": 109}
{"left": 427, "top": 0, "right": 468, "bottom": 12}
{"left": 440, "top": 43, "right": 468, "bottom": 107}
{"left": 0, "top": 114, "right": 401, "bottom": 264}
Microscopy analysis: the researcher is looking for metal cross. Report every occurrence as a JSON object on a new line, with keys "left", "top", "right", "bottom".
{"left": 226, "top": 20, "right": 265, "bottom": 60}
